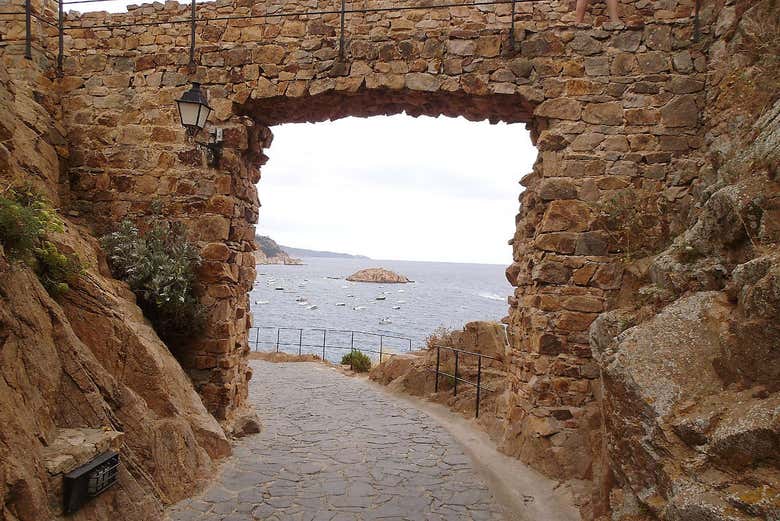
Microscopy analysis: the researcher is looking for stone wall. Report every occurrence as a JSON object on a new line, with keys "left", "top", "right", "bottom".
{"left": 51, "top": 0, "right": 708, "bottom": 451}
{"left": 3, "top": 0, "right": 761, "bottom": 518}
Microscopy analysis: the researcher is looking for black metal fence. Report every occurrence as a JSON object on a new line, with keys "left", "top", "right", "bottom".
{"left": 431, "top": 345, "right": 500, "bottom": 418}
{"left": 249, "top": 326, "right": 415, "bottom": 364}
{"left": 2, "top": 0, "right": 704, "bottom": 75}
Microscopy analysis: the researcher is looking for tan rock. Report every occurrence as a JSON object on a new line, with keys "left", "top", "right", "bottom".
{"left": 346, "top": 268, "right": 411, "bottom": 283}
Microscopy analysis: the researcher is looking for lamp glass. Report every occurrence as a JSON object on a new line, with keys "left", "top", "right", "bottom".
{"left": 196, "top": 104, "right": 211, "bottom": 129}
{"left": 177, "top": 100, "right": 203, "bottom": 129}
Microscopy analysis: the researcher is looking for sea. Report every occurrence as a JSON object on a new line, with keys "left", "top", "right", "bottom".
{"left": 249, "top": 257, "right": 510, "bottom": 361}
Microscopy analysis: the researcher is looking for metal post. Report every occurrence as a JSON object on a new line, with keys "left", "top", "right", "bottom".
{"left": 692, "top": 0, "right": 700, "bottom": 42}
{"left": 298, "top": 328, "right": 303, "bottom": 356}
{"left": 276, "top": 328, "right": 280, "bottom": 352}
{"left": 434, "top": 346, "right": 440, "bottom": 392}
{"left": 379, "top": 336, "right": 384, "bottom": 364}
{"left": 322, "top": 329, "right": 326, "bottom": 360}
{"left": 57, "top": 0, "right": 63, "bottom": 75}
{"left": 509, "top": 0, "right": 516, "bottom": 51}
{"left": 24, "top": 0, "right": 31, "bottom": 60}
{"left": 350, "top": 330, "right": 354, "bottom": 351}
{"left": 189, "top": 0, "right": 196, "bottom": 64}
{"left": 454, "top": 351, "right": 459, "bottom": 396}
{"left": 408, "top": 338, "right": 412, "bottom": 352}
{"left": 475, "top": 356, "right": 482, "bottom": 418}
{"left": 338, "top": 0, "right": 346, "bottom": 60}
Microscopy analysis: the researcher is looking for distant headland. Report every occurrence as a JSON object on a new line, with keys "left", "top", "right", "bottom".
{"left": 255, "top": 236, "right": 370, "bottom": 264}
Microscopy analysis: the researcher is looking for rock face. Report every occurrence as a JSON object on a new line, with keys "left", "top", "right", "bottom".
{"left": 346, "top": 268, "right": 411, "bottom": 283}
{"left": 254, "top": 235, "right": 303, "bottom": 265}
{"left": 0, "top": 55, "right": 229, "bottom": 521}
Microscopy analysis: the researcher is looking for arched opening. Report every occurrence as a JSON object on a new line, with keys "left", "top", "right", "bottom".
{"left": 236, "top": 89, "right": 536, "bottom": 356}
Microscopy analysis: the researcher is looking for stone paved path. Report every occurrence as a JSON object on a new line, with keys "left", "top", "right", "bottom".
{"left": 167, "top": 361, "right": 507, "bottom": 521}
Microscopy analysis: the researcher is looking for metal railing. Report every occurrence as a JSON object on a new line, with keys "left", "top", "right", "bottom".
{"left": 0, "top": 0, "right": 705, "bottom": 74}
{"left": 249, "top": 326, "right": 415, "bottom": 364}
{"left": 431, "top": 345, "right": 500, "bottom": 418}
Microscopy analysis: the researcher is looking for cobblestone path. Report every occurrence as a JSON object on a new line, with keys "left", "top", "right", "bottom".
{"left": 167, "top": 361, "right": 506, "bottom": 521}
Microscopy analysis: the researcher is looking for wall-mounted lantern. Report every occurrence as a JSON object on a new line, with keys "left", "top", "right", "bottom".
{"left": 176, "top": 82, "right": 211, "bottom": 134}
{"left": 176, "top": 82, "right": 223, "bottom": 167}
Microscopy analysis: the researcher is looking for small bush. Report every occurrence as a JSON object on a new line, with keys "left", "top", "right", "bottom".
{"left": 0, "top": 187, "right": 82, "bottom": 297}
{"left": 101, "top": 220, "right": 204, "bottom": 345}
{"left": 425, "top": 326, "right": 453, "bottom": 350}
{"left": 341, "top": 350, "right": 372, "bottom": 372}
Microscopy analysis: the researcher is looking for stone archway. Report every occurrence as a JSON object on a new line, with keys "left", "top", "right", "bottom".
{"left": 56, "top": 0, "right": 705, "bottom": 483}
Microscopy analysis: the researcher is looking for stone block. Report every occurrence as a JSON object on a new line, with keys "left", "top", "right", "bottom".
{"left": 535, "top": 98, "right": 582, "bottom": 120}
{"left": 583, "top": 102, "right": 623, "bottom": 125}
{"left": 540, "top": 200, "right": 593, "bottom": 233}
{"left": 660, "top": 95, "right": 699, "bottom": 128}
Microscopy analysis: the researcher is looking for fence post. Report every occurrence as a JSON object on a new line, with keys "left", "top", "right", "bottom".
{"left": 189, "top": 0, "right": 196, "bottom": 64}
{"left": 379, "top": 335, "right": 384, "bottom": 364}
{"left": 454, "top": 351, "right": 459, "bottom": 397}
{"left": 408, "top": 338, "right": 412, "bottom": 351}
{"left": 509, "top": 0, "right": 516, "bottom": 51}
{"left": 298, "top": 328, "right": 303, "bottom": 356}
{"left": 322, "top": 329, "right": 326, "bottom": 360}
{"left": 338, "top": 0, "right": 346, "bottom": 60}
{"left": 24, "top": 0, "right": 31, "bottom": 59}
{"left": 475, "top": 356, "right": 482, "bottom": 418}
{"left": 350, "top": 330, "right": 354, "bottom": 351}
{"left": 434, "top": 346, "right": 440, "bottom": 392}
{"left": 57, "top": 0, "right": 63, "bottom": 75}
{"left": 276, "top": 328, "right": 280, "bottom": 352}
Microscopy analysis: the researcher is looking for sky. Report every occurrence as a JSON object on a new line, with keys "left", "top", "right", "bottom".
{"left": 257, "top": 116, "right": 536, "bottom": 265}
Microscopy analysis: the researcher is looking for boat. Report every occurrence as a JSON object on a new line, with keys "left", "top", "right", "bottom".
{"left": 336, "top": 302, "right": 346, "bottom": 306}
{"left": 307, "top": 305, "right": 318, "bottom": 310}
{"left": 353, "top": 306, "right": 366, "bottom": 311}
{"left": 379, "top": 317, "right": 392, "bottom": 325}
{"left": 375, "top": 296, "right": 386, "bottom": 301}
{"left": 392, "top": 305, "right": 401, "bottom": 310}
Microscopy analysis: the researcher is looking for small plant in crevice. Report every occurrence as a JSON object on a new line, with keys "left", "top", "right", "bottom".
{"left": 0, "top": 186, "right": 83, "bottom": 297}
{"left": 593, "top": 189, "right": 668, "bottom": 262}
{"left": 341, "top": 350, "right": 372, "bottom": 372}
{"left": 101, "top": 219, "right": 205, "bottom": 345}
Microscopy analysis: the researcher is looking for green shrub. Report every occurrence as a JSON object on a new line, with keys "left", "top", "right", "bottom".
{"left": 341, "top": 350, "right": 372, "bottom": 372}
{"left": 0, "top": 187, "right": 82, "bottom": 297}
{"left": 101, "top": 220, "right": 204, "bottom": 345}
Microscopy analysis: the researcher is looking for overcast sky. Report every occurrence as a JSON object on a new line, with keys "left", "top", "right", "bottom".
{"left": 257, "top": 116, "right": 535, "bottom": 265}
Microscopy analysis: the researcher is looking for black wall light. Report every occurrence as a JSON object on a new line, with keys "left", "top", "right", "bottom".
{"left": 63, "top": 451, "right": 120, "bottom": 514}
{"left": 176, "top": 82, "right": 223, "bottom": 167}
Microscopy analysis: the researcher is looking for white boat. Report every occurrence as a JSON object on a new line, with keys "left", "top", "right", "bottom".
{"left": 336, "top": 302, "right": 346, "bottom": 306}
{"left": 379, "top": 317, "right": 392, "bottom": 325}
{"left": 397, "top": 300, "right": 406, "bottom": 304}
{"left": 353, "top": 306, "right": 366, "bottom": 311}
{"left": 375, "top": 296, "right": 386, "bottom": 301}
{"left": 307, "top": 305, "right": 318, "bottom": 310}
{"left": 255, "top": 300, "right": 269, "bottom": 305}
{"left": 392, "top": 305, "right": 401, "bottom": 310}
